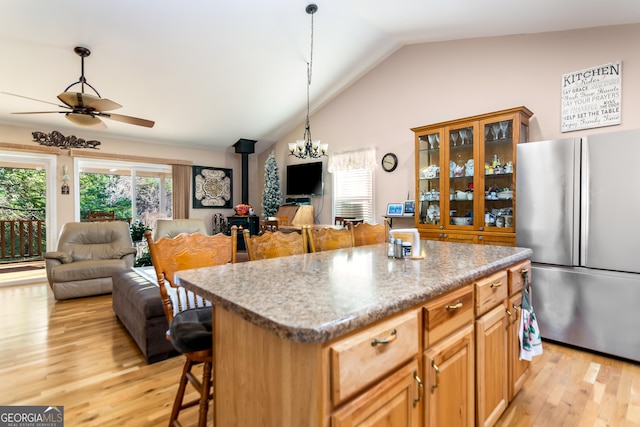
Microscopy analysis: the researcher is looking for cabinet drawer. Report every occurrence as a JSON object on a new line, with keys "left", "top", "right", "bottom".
{"left": 423, "top": 284, "right": 474, "bottom": 347}
{"left": 475, "top": 270, "right": 508, "bottom": 316}
{"left": 507, "top": 260, "right": 531, "bottom": 295}
{"left": 330, "top": 310, "right": 419, "bottom": 406}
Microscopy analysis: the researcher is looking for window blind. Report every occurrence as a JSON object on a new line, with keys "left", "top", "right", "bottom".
{"left": 333, "top": 169, "right": 373, "bottom": 222}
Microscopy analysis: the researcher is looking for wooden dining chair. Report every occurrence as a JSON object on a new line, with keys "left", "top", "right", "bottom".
{"left": 145, "top": 227, "right": 237, "bottom": 427}
{"left": 306, "top": 226, "right": 354, "bottom": 253}
{"left": 349, "top": 220, "right": 389, "bottom": 246}
{"left": 86, "top": 211, "right": 115, "bottom": 222}
{"left": 243, "top": 227, "right": 308, "bottom": 260}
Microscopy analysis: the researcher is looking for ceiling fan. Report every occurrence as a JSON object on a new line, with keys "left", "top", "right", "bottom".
{"left": 3, "top": 46, "right": 154, "bottom": 129}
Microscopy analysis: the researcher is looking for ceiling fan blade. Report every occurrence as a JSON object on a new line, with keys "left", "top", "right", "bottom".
{"left": 2, "top": 91, "right": 70, "bottom": 109}
{"left": 65, "top": 112, "right": 107, "bottom": 129}
{"left": 57, "top": 92, "right": 122, "bottom": 111}
{"left": 11, "top": 111, "right": 65, "bottom": 114}
{"left": 100, "top": 112, "right": 155, "bottom": 128}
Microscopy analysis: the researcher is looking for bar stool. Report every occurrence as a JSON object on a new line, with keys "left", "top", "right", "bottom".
{"left": 145, "top": 228, "right": 237, "bottom": 427}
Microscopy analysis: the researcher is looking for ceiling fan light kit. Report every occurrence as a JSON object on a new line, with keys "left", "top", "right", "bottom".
{"left": 65, "top": 112, "right": 105, "bottom": 128}
{"left": 3, "top": 46, "right": 154, "bottom": 129}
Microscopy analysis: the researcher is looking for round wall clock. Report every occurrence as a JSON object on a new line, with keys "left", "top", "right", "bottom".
{"left": 381, "top": 152, "right": 398, "bottom": 172}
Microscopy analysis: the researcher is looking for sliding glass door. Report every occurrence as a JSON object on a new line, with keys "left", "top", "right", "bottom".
{"left": 0, "top": 150, "right": 56, "bottom": 260}
{"left": 76, "top": 159, "right": 172, "bottom": 228}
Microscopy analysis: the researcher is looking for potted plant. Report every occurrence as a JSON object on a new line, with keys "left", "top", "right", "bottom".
{"left": 130, "top": 220, "right": 151, "bottom": 242}
{"left": 134, "top": 251, "right": 152, "bottom": 267}
{"left": 130, "top": 220, "right": 153, "bottom": 267}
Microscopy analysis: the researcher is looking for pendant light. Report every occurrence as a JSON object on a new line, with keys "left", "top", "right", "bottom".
{"left": 288, "top": 4, "right": 328, "bottom": 159}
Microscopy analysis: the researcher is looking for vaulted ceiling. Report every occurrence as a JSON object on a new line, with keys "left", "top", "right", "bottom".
{"left": 1, "top": 0, "right": 638, "bottom": 153}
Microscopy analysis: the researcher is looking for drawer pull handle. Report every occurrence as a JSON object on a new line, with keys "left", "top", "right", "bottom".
{"left": 431, "top": 360, "right": 440, "bottom": 393}
{"left": 490, "top": 281, "right": 503, "bottom": 288}
{"left": 413, "top": 370, "right": 423, "bottom": 407}
{"left": 371, "top": 328, "right": 397, "bottom": 347}
{"left": 445, "top": 301, "right": 463, "bottom": 311}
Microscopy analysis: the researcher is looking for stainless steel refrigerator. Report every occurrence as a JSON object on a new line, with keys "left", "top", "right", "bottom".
{"left": 516, "top": 128, "right": 640, "bottom": 362}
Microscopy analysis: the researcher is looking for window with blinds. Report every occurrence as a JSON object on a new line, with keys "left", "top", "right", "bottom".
{"left": 333, "top": 168, "right": 373, "bottom": 223}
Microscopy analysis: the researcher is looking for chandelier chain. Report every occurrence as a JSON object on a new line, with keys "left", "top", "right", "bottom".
{"left": 304, "top": 5, "right": 314, "bottom": 147}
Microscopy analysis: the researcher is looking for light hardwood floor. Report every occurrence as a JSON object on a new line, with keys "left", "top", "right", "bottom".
{"left": 0, "top": 281, "right": 207, "bottom": 426}
{"left": 1, "top": 280, "right": 639, "bottom": 426}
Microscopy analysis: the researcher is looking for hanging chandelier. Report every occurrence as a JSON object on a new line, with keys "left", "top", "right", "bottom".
{"left": 289, "top": 4, "right": 328, "bottom": 159}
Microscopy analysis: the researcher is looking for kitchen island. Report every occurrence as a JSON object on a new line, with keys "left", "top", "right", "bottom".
{"left": 177, "top": 240, "right": 532, "bottom": 426}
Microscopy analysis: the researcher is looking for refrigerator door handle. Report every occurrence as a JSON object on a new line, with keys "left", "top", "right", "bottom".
{"left": 577, "top": 138, "right": 586, "bottom": 266}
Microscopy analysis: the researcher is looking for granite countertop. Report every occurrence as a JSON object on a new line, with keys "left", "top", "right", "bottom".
{"left": 176, "top": 240, "right": 532, "bottom": 344}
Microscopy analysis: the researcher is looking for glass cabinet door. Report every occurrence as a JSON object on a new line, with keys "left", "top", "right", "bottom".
{"left": 417, "top": 132, "right": 442, "bottom": 226}
{"left": 482, "top": 118, "right": 515, "bottom": 230}
{"left": 447, "top": 125, "right": 476, "bottom": 227}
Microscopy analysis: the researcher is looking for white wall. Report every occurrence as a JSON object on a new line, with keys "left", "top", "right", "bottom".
{"left": 265, "top": 23, "right": 640, "bottom": 225}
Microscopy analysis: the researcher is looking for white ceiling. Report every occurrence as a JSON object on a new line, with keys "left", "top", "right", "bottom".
{"left": 1, "top": 0, "right": 639, "bottom": 154}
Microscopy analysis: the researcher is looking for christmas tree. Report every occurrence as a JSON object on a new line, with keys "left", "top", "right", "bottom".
{"left": 261, "top": 151, "right": 282, "bottom": 218}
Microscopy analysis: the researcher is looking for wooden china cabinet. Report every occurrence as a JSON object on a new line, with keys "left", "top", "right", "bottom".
{"left": 412, "top": 107, "right": 533, "bottom": 246}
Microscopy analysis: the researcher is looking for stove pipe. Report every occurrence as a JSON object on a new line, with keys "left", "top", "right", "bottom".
{"left": 233, "top": 139, "right": 256, "bottom": 205}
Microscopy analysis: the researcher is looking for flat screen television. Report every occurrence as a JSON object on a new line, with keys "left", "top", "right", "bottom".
{"left": 286, "top": 161, "right": 323, "bottom": 196}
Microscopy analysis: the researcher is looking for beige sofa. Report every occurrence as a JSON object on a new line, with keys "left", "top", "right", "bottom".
{"left": 153, "top": 218, "right": 208, "bottom": 239}
{"left": 44, "top": 221, "right": 137, "bottom": 300}
{"left": 110, "top": 218, "right": 208, "bottom": 362}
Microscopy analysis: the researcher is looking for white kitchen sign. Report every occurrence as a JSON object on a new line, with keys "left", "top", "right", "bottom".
{"left": 561, "top": 61, "right": 621, "bottom": 132}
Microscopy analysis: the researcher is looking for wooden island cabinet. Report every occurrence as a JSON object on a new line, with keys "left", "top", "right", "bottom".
{"left": 176, "top": 241, "right": 533, "bottom": 427}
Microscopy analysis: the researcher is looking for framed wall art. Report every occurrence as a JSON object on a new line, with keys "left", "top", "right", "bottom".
{"left": 192, "top": 166, "right": 233, "bottom": 208}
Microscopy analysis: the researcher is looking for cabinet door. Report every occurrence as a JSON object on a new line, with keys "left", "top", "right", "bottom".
{"left": 424, "top": 324, "right": 474, "bottom": 427}
{"left": 417, "top": 130, "right": 444, "bottom": 228}
{"left": 507, "top": 291, "right": 530, "bottom": 401}
{"left": 479, "top": 115, "right": 517, "bottom": 233}
{"left": 447, "top": 124, "right": 478, "bottom": 229}
{"left": 332, "top": 359, "right": 421, "bottom": 427}
{"left": 476, "top": 304, "right": 508, "bottom": 427}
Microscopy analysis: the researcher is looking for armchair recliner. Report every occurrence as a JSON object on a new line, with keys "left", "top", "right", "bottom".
{"left": 44, "top": 221, "right": 137, "bottom": 300}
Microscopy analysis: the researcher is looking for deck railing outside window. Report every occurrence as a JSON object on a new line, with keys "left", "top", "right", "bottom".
{"left": 0, "top": 220, "right": 46, "bottom": 263}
